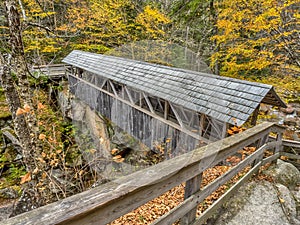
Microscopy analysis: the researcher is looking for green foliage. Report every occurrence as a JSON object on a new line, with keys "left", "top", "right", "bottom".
{"left": 0, "top": 156, "right": 27, "bottom": 188}
{"left": 8, "top": 164, "right": 26, "bottom": 181}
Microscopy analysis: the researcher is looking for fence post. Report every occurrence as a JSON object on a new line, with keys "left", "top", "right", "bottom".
{"left": 180, "top": 173, "right": 202, "bottom": 225}
{"left": 275, "top": 131, "right": 283, "bottom": 154}
{"left": 252, "top": 134, "right": 269, "bottom": 167}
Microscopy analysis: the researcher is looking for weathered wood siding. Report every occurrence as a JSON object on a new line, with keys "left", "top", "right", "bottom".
{"left": 69, "top": 75, "right": 199, "bottom": 154}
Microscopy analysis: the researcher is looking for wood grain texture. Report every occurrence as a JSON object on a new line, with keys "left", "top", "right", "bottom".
{"left": 3, "top": 122, "right": 285, "bottom": 225}
{"left": 62, "top": 50, "right": 286, "bottom": 126}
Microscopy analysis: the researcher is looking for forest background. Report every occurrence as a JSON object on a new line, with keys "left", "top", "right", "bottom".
{"left": 0, "top": 0, "right": 299, "bottom": 220}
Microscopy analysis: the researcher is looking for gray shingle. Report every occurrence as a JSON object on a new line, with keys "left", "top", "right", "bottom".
{"left": 63, "top": 50, "right": 286, "bottom": 126}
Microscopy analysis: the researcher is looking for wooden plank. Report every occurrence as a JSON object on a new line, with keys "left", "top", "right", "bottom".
{"left": 192, "top": 162, "right": 262, "bottom": 225}
{"left": 152, "top": 143, "right": 268, "bottom": 225}
{"left": 181, "top": 174, "right": 203, "bottom": 225}
{"left": 250, "top": 105, "right": 260, "bottom": 126}
{"left": 169, "top": 103, "right": 184, "bottom": 128}
{"left": 143, "top": 92, "right": 155, "bottom": 114}
{"left": 268, "top": 137, "right": 300, "bottom": 150}
{"left": 282, "top": 140, "right": 300, "bottom": 149}
{"left": 262, "top": 153, "right": 280, "bottom": 165}
{"left": 108, "top": 80, "right": 118, "bottom": 97}
{"left": 275, "top": 132, "right": 283, "bottom": 154}
{"left": 68, "top": 75, "right": 210, "bottom": 143}
{"left": 199, "top": 114, "right": 205, "bottom": 137}
{"left": 124, "top": 86, "right": 134, "bottom": 104}
{"left": 280, "top": 152, "right": 300, "bottom": 160}
{"left": 4, "top": 122, "right": 278, "bottom": 225}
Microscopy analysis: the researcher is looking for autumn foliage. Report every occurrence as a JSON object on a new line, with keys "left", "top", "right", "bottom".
{"left": 211, "top": 0, "right": 299, "bottom": 78}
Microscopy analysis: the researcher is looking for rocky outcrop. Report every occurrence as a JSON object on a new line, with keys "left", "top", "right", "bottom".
{"left": 259, "top": 103, "right": 300, "bottom": 141}
{"left": 213, "top": 160, "right": 300, "bottom": 225}
{"left": 58, "top": 91, "right": 152, "bottom": 184}
{"left": 268, "top": 160, "right": 300, "bottom": 189}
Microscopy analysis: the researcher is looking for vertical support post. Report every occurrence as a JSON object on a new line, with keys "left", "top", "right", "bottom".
{"left": 252, "top": 134, "right": 269, "bottom": 167}
{"left": 164, "top": 101, "right": 169, "bottom": 120}
{"left": 181, "top": 174, "right": 202, "bottom": 225}
{"left": 251, "top": 105, "right": 260, "bottom": 126}
{"left": 222, "top": 122, "right": 229, "bottom": 139}
{"left": 139, "top": 92, "right": 142, "bottom": 107}
{"left": 199, "top": 114, "right": 205, "bottom": 137}
{"left": 275, "top": 131, "right": 283, "bottom": 154}
{"left": 272, "top": 130, "right": 284, "bottom": 164}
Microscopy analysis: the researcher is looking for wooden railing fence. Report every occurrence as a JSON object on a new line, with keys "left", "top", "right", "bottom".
{"left": 3, "top": 122, "right": 294, "bottom": 225}
{"left": 31, "top": 64, "right": 69, "bottom": 79}
{"left": 270, "top": 137, "right": 300, "bottom": 169}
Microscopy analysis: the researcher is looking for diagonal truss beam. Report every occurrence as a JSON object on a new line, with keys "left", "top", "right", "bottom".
{"left": 69, "top": 75, "right": 210, "bottom": 144}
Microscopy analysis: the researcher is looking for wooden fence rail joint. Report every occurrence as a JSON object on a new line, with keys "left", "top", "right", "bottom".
{"left": 4, "top": 122, "right": 296, "bottom": 225}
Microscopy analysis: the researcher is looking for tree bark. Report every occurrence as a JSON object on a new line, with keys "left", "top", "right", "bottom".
{"left": 2, "top": 0, "right": 41, "bottom": 171}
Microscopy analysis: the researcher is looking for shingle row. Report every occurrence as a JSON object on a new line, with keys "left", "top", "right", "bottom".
{"left": 63, "top": 50, "right": 280, "bottom": 126}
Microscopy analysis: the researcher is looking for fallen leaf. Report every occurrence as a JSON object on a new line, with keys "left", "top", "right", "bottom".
{"left": 41, "top": 152, "right": 47, "bottom": 158}
{"left": 89, "top": 149, "right": 96, "bottom": 154}
{"left": 38, "top": 102, "right": 45, "bottom": 110}
{"left": 227, "top": 129, "right": 234, "bottom": 135}
{"left": 20, "top": 172, "right": 31, "bottom": 184}
{"left": 111, "top": 148, "right": 119, "bottom": 155}
{"left": 41, "top": 172, "right": 47, "bottom": 179}
{"left": 33, "top": 167, "right": 39, "bottom": 174}
{"left": 113, "top": 155, "right": 122, "bottom": 160}
{"left": 100, "top": 137, "right": 104, "bottom": 144}
{"left": 16, "top": 108, "right": 25, "bottom": 116}
{"left": 114, "top": 158, "right": 125, "bottom": 163}
{"left": 23, "top": 104, "right": 31, "bottom": 112}
{"left": 39, "top": 133, "right": 46, "bottom": 140}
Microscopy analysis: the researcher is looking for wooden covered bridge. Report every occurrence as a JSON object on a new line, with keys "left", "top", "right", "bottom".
{"left": 5, "top": 52, "right": 300, "bottom": 225}
{"left": 62, "top": 50, "right": 286, "bottom": 154}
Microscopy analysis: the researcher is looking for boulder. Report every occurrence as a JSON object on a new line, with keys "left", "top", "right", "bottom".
{"left": 271, "top": 160, "right": 300, "bottom": 190}
{"left": 212, "top": 161, "right": 300, "bottom": 225}
{"left": 70, "top": 100, "right": 86, "bottom": 121}
{"left": 281, "top": 105, "right": 295, "bottom": 114}
{"left": 275, "top": 184, "right": 300, "bottom": 224}
{"left": 284, "top": 117, "right": 298, "bottom": 127}
{"left": 213, "top": 181, "right": 291, "bottom": 225}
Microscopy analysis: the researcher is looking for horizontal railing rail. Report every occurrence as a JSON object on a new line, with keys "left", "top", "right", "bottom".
{"left": 277, "top": 138, "right": 300, "bottom": 169}
{"left": 31, "top": 64, "right": 70, "bottom": 78}
{"left": 3, "top": 122, "right": 286, "bottom": 225}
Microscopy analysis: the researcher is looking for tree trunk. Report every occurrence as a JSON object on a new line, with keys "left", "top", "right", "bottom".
{"left": 0, "top": 57, "right": 35, "bottom": 171}
{"left": 2, "top": 0, "right": 41, "bottom": 171}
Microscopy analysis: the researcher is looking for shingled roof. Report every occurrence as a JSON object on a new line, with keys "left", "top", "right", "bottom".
{"left": 63, "top": 50, "right": 286, "bottom": 126}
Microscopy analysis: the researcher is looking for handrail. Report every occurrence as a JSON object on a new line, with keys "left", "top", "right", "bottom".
{"left": 2, "top": 122, "right": 285, "bottom": 225}
{"left": 269, "top": 136, "right": 300, "bottom": 149}
{"left": 30, "top": 64, "right": 70, "bottom": 78}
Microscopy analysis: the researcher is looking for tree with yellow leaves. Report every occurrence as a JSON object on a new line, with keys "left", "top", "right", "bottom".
{"left": 211, "top": 0, "right": 299, "bottom": 78}
{"left": 64, "top": 0, "right": 170, "bottom": 53}
{"left": 135, "top": 5, "right": 170, "bottom": 39}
